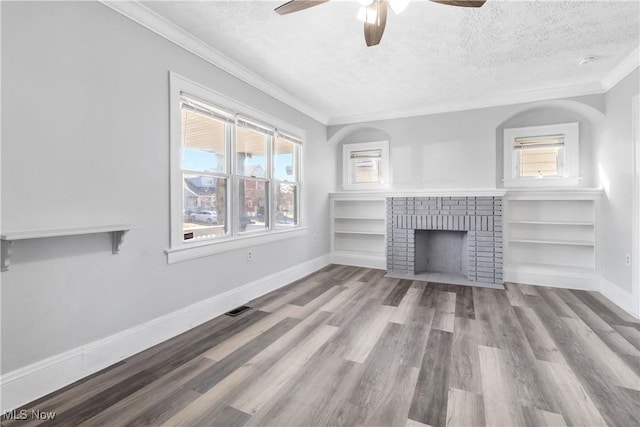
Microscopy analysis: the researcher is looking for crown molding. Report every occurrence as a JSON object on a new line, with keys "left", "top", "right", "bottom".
{"left": 328, "top": 48, "right": 639, "bottom": 125}
{"left": 99, "top": 1, "right": 330, "bottom": 126}
{"left": 601, "top": 47, "right": 640, "bottom": 92}
{"left": 99, "top": 1, "right": 637, "bottom": 128}
{"left": 327, "top": 81, "right": 605, "bottom": 126}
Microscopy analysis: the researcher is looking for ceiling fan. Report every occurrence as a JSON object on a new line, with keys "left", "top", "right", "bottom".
{"left": 275, "top": 0, "right": 486, "bottom": 47}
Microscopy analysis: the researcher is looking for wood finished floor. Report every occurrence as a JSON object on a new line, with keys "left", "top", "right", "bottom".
{"left": 3, "top": 265, "right": 640, "bottom": 427}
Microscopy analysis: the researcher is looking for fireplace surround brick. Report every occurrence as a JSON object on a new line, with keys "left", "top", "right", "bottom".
{"left": 387, "top": 196, "right": 503, "bottom": 284}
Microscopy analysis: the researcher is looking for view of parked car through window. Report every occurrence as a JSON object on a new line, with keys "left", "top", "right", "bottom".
{"left": 189, "top": 210, "right": 218, "bottom": 224}
{"left": 179, "top": 95, "right": 300, "bottom": 243}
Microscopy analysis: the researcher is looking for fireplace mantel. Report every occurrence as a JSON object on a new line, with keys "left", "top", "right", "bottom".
{"left": 331, "top": 189, "right": 506, "bottom": 198}
{"left": 383, "top": 189, "right": 507, "bottom": 198}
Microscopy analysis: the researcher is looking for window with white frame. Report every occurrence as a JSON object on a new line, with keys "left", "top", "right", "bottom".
{"left": 503, "top": 122, "right": 580, "bottom": 188}
{"left": 180, "top": 98, "right": 232, "bottom": 240}
{"left": 273, "top": 133, "right": 301, "bottom": 228}
{"left": 168, "top": 73, "right": 304, "bottom": 262}
{"left": 343, "top": 141, "right": 390, "bottom": 190}
{"left": 514, "top": 134, "right": 565, "bottom": 178}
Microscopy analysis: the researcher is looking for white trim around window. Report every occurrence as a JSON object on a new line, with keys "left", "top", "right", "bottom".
{"left": 503, "top": 122, "right": 580, "bottom": 188}
{"left": 166, "top": 72, "right": 307, "bottom": 264}
{"left": 342, "top": 140, "right": 391, "bottom": 190}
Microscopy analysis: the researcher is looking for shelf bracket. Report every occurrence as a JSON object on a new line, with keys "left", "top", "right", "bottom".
{"left": 111, "top": 230, "right": 128, "bottom": 254}
{"left": 1, "top": 225, "right": 131, "bottom": 271}
{"left": 1, "top": 240, "right": 12, "bottom": 272}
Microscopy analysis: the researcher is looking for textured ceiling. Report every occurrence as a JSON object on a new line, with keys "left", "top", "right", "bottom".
{"left": 141, "top": 0, "right": 639, "bottom": 123}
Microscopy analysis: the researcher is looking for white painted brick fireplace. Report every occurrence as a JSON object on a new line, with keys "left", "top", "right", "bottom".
{"left": 386, "top": 196, "right": 503, "bottom": 285}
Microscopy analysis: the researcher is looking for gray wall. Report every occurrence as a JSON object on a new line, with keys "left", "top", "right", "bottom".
{"left": 596, "top": 68, "right": 639, "bottom": 294}
{"left": 1, "top": 2, "right": 334, "bottom": 372}
{"left": 329, "top": 95, "right": 604, "bottom": 190}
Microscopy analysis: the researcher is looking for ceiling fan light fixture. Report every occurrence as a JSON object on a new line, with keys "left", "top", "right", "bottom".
{"left": 275, "top": 0, "right": 486, "bottom": 47}
{"left": 389, "top": 0, "right": 411, "bottom": 14}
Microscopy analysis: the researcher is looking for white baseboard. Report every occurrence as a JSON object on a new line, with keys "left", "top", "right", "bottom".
{"left": 504, "top": 266, "right": 639, "bottom": 318}
{"left": 0, "top": 254, "right": 330, "bottom": 412}
{"left": 503, "top": 266, "right": 599, "bottom": 291}
{"left": 331, "top": 251, "right": 386, "bottom": 270}
{"left": 600, "top": 277, "right": 639, "bottom": 319}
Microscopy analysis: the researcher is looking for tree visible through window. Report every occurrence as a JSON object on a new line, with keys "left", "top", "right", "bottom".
{"left": 274, "top": 134, "right": 300, "bottom": 227}
{"left": 179, "top": 97, "right": 301, "bottom": 243}
{"left": 237, "top": 119, "right": 270, "bottom": 233}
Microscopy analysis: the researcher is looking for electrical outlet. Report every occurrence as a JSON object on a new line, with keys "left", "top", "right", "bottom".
{"left": 313, "top": 234, "right": 318, "bottom": 242}
{"left": 247, "top": 249, "right": 253, "bottom": 261}
{"left": 625, "top": 254, "right": 631, "bottom": 266}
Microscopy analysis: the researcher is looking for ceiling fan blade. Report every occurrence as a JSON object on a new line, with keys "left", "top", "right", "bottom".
{"left": 429, "top": 0, "right": 486, "bottom": 7}
{"left": 275, "top": 0, "right": 329, "bottom": 15}
{"left": 364, "top": 0, "right": 388, "bottom": 47}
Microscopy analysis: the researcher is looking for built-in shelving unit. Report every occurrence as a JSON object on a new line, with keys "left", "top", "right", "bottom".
{"left": 330, "top": 193, "right": 386, "bottom": 269}
{"left": 1, "top": 224, "right": 131, "bottom": 272}
{"left": 504, "top": 189, "right": 601, "bottom": 289}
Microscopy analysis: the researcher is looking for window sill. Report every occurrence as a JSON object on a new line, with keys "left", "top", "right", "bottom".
{"left": 503, "top": 177, "right": 582, "bottom": 188}
{"left": 165, "top": 227, "right": 308, "bottom": 264}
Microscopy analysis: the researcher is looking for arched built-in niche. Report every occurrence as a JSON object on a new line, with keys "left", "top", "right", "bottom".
{"left": 328, "top": 124, "right": 392, "bottom": 190}
{"left": 495, "top": 100, "right": 605, "bottom": 188}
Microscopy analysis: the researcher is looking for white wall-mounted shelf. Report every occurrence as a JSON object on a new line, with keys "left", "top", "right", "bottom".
{"left": 1, "top": 224, "right": 131, "bottom": 272}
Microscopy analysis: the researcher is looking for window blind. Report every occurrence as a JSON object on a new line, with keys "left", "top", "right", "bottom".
{"left": 181, "top": 100, "right": 235, "bottom": 124}
{"left": 276, "top": 131, "right": 303, "bottom": 146}
{"left": 237, "top": 116, "right": 275, "bottom": 136}
{"left": 350, "top": 149, "right": 382, "bottom": 159}
{"left": 515, "top": 134, "right": 565, "bottom": 148}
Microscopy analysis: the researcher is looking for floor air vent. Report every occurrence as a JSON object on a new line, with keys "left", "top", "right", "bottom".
{"left": 225, "top": 305, "right": 251, "bottom": 317}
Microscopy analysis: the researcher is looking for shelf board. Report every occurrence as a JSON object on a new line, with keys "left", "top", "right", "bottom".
{"left": 333, "top": 249, "right": 386, "bottom": 257}
{"left": 1, "top": 224, "right": 132, "bottom": 272}
{"left": 1, "top": 224, "right": 131, "bottom": 241}
{"left": 505, "top": 188, "right": 603, "bottom": 200}
{"left": 331, "top": 251, "right": 386, "bottom": 269}
{"left": 334, "top": 230, "right": 385, "bottom": 236}
{"left": 506, "top": 263, "right": 595, "bottom": 276}
{"left": 508, "top": 220, "right": 594, "bottom": 226}
{"left": 508, "top": 238, "right": 594, "bottom": 247}
{"left": 334, "top": 216, "right": 386, "bottom": 221}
